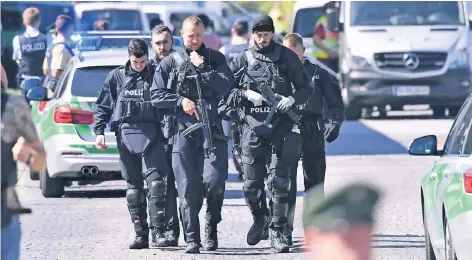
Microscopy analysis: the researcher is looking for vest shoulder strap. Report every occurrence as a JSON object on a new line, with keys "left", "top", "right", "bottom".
{"left": 171, "top": 51, "right": 184, "bottom": 68}
{"left": 245, "top": 49, "right": 256, "bottom": 68}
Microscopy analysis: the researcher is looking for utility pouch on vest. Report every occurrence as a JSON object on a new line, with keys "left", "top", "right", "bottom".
{"left": 120, "top": 122, "right": 157, "bottom": 154}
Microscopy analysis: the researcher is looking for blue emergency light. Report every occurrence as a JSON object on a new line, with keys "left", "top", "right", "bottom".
{"left": 70, "top": 32, "right": 183, "bottom": 52}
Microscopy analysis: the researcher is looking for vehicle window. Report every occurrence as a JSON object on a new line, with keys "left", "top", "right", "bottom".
{"left": 350, "top": 1, "right": 464, "bottom": 26}
{"left": 0, "top": 3, "right": 22, "bottom": 31}
{"left": 70, "top": 66, "right": 118, "bottom": 98}
{"left": 170, "top": 13, "right": 196, "bottom": 35}
{"left": 443, "top": 98, "right": 472, "bottom": 155}
{"left": 146, "top": 13, "right": 162, "bottom": 29}
{"left": 80, "top": 10, "right": 143, "bottom": 31}
{"left": 293, "top": 7, "right": 325, "bottom": 38}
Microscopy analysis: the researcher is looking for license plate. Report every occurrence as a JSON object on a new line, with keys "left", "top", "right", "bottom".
{"left": 393, "top": 85, "right": 430, "bottom": 96}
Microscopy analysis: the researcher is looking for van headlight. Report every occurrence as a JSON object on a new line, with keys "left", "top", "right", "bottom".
{"left": 347, "top": 52, "right": 371, "bottom": 69}
{"left": 449, "top": 48, "right": 469, "bottom": 69}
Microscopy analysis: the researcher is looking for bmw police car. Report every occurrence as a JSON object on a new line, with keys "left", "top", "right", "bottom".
{"left": 409, "top": 94, "right": 472, "bottom": 260}
{"left": 28, "top": 33, "right": 183, "bottom": 198}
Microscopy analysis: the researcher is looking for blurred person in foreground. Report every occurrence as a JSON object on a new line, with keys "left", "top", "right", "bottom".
{"left": 1, "top": 85, "right": 46, "bottom": 260}
{"left": 303, "top": 183, "right": 380, "bottom": 260}
{"left": 197, "top": 13, "right": 222, "bottom": 50}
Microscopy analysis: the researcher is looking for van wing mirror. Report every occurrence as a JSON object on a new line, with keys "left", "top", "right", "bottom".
{"left": 326, "top": 8, "right": 341, "bottom": 32}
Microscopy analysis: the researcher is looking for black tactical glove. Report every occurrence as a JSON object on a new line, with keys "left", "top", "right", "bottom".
{"left": 324, "top": 121, "right": 341, "bottom": 143}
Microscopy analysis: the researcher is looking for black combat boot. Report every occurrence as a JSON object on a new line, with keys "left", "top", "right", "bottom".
{"left": 127, "top": 189, "right": 149, "bottom": 249}
{"left": 185, "top": 242, "right": 201, "bottom": 254}
{"left": 129, "top": 235, "right": 149, "bottom": 249}
{"left": 204, "top": 221, "right": 218, "bottom": 251}
{"left": 151, "top": 228, "right": 170, "bottom": 247}
{"left": 247, "top": 215, "right": 269, "bottom": 245}
{"left": 270, "top": 227, "right": 290, "bottom": 253}
{"left": 165, "top": 231, "right": 179, "bottom": 247}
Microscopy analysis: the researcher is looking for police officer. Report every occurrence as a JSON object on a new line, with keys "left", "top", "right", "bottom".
{"left": 12, "top": 8, "right": 47, "bottom": 89}
{"left": 282, "top": 33, "right": 345, "bottom": 245}
{"left": 149, "top": 24, "right": 181, "bottom": 246}
{"left": 219, "top": 19, "right": 249, "bottom": 65}
{"left": 224, "top": 14, "right": 311, "bottom": 253}
{"left": 93, "top": 39, "right": 172, "bottom": 250}
{"left": 151, "top": 16, "right": 233, "bottom": 254}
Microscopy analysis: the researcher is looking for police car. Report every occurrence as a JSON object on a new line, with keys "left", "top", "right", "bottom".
{"left": 409, "top": 93, "right": 472, "bottom": 260}
{"left": 28, "top": 33, "right": 183, "bottom": 198}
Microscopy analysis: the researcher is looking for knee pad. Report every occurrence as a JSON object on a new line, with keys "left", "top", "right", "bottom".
{"left": 243, "top": 180, "right": 264, "bottom": 202}
{"left": 126, "top": 189, "right": 146, "bottom": 206}
{"left": 148, "top": 180, "right": 167, "bottom": 198}
{"left": 282, "top": 132, "right": 302, "bottom": 164}
{"left": 270, "top": 176, "right": 290, "bottom": 193}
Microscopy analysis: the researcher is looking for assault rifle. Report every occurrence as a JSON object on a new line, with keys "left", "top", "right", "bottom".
{"left": 235, "top": 67, "right": 302, "bottom": 125}
{"left": 179, "top": 51, "right": 215, "bottom": 158}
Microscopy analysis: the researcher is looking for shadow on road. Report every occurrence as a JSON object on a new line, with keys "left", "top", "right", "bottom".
{"left": 325, "top": 121, "right": 407, "bottom": 156}
{"left": 64, "top": 189, "right": 126, "bottom": 198}
{"left": 371, "top": 233, "right": 425, "bottom": 249}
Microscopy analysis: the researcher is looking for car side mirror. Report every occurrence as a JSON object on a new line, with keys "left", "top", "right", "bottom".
{"left": 27, "top": 87, "right": 50, "bottom": 101}
{"left": 326, "top": 8, "right": 342, "bottom": 32}
{"left": 20, "top": 78, "right": 42, "bottom": 97}
{"left": 469, "top": 19, "right": 472, "bottom": 30}
{"left": 408, "top": 135, "right": 439, "bottom": 156}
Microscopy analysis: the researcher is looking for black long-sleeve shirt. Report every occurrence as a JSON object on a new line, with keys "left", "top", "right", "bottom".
{"left": 302, "top": 58, "right": 345, "bottom": 124}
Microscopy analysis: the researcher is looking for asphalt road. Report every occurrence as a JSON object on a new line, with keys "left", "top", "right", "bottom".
{"left": 15, "top": 110, "right": 455, "bottom": 260}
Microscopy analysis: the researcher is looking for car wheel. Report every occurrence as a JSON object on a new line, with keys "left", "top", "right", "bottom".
{"left": 40, "top": 168, "right": 65, "bottom": 198}
{"left": 30, "top": 171, "right": 40, "bottom": 180}
{"left": 444, "top": 217, "right": 458, "bottom": 260}
{"left": 423, "top": 203, "right": 437, "bottom": 260}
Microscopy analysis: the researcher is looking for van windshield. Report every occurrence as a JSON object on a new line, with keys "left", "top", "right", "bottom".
{"left": 350, "top": 1, "right": 464, "bottom": 26}
{"left": 293, "top": 7, "right": 325, "bottom": 37}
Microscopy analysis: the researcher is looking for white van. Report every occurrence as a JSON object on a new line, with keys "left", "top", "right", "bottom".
{"left": 327, "top": 1, "right": 472, "bottom": 119}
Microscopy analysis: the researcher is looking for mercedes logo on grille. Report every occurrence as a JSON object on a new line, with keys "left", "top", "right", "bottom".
{"left": 402, "top": 53, "right": 420, "bottom": 70}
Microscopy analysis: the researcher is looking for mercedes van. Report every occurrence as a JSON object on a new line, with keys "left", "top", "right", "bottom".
{"left": 327, "top": 1, "right": 472, "bottom": 119}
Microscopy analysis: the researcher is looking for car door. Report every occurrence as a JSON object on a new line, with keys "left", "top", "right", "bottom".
{"left": 426, "top": 97, "right": 472, "bottom": 253}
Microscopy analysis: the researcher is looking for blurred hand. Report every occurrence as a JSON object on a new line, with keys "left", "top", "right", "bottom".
{"left": 190, "top": 51, "right": 204, "bottom": 67}
{"left": 12, "top": 137, "right": 31, "bottom": 163}
{"left": 181, "top": 97, "right": 199, "bottom": 120}
{"left": 95, "top": 135, "right": 107, "bottom": 151}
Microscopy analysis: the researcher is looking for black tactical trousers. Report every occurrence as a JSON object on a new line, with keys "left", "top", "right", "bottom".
{"left": 117, "top": 131, "right": 171, "bottom": 237}
{"left": 164, "top": 143, "right": 180, "bottom": 238}
{"left": 287, "top": 118, "right": 326, "bottom": 230}
{"left": 241, "top": 122, "right": 299, "bottom": 228}
{"left": 171, "top": 129, "right": 228, "bottom": 243}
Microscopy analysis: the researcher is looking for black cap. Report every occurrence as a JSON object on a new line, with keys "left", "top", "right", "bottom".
{"left": 252, "top": 14, "right": 275, "bottom": 33}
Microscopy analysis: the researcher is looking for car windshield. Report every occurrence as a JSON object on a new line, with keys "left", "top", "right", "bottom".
{"left": 80, "top": 10, "right": 143, "bottom": 31}
{"left": 71, "top": 66, "right": 118, "bottom": 97}
{"left": 350, "top": 1, "right": 464, "bottom": 26}
{"left": 292, "top": 7, "right": 325, "bottom": 37}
